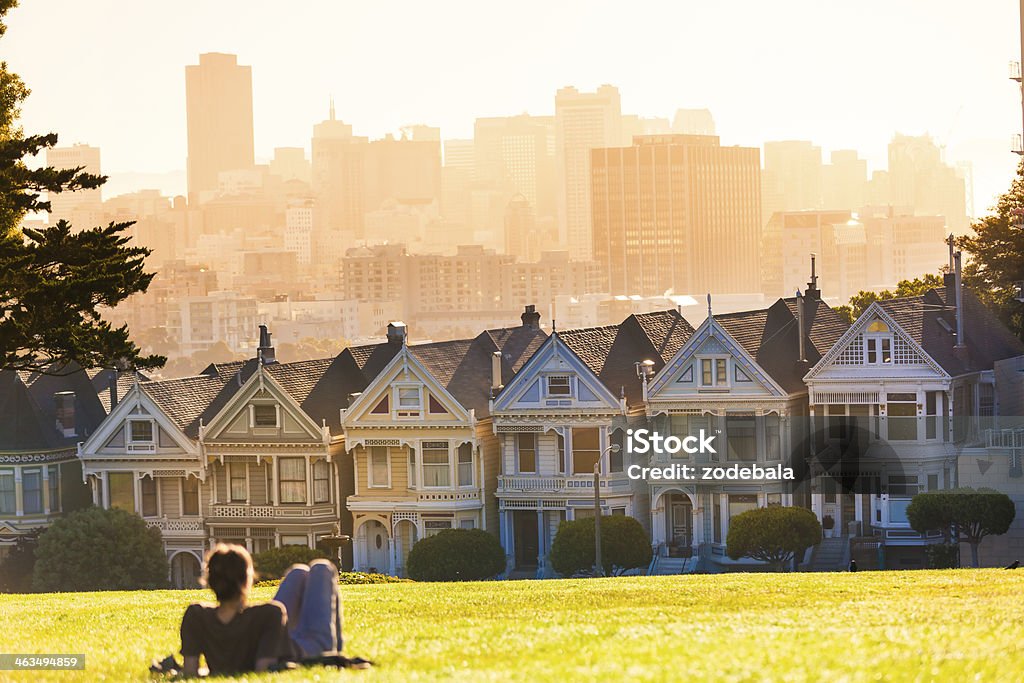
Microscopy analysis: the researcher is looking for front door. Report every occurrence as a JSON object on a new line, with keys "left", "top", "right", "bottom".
{"left": 171, "top": 552, "right": 201, "bottom": 589}
{"left": 670, "top": 498, "right": 693, "bottom": 552}
{"left": 514, "top": 510, "right": 539, "bottom": 568}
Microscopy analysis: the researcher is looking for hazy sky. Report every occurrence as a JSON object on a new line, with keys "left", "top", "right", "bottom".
{"left": 6, "top": 1, "right": 1024, "bottom": 211}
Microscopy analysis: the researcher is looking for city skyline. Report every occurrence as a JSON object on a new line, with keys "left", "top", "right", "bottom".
{"left": 7, "top": 1, "right": 1023, "bottom": 212}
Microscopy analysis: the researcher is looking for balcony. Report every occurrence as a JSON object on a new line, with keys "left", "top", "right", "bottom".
{"left": 206, "top": 503, "right": 336, "bottom": 521}
{"left": 416, "top": 490, "right": 481, "bottom": 503}
{"left": 497, "top": 474, "right": 628, "bottom": 495}
{"left": 985, "top": 427, "right": 1024, "bottom": 477}
{"left": 146, "top": 517, "right": 205, "bottom": 537}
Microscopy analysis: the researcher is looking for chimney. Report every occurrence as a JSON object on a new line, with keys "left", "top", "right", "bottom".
{"left": 806, "top": 254, "right": 820, "bottom": 300}
{"left": 954, "top": 251, "right": 966, "bottom": 350}
{"left": 257, "top": 324, "right": 277, "bottom": 364}
{"left": 491, "top": 351, "right": 503, "bottom": 396}
{"left": 521, "top": 305, "right": 541, "bottom": 330}
{"left": 796, "top": 291, "right": 807, "bottom": 364}
{"left": 109, "top": 372, "right": 118, "bottom": 411}
{"left": 387, "top": 321, "right": 407, "bottom": 346}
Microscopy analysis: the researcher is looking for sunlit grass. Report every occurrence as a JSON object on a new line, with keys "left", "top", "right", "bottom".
{"left": 1, "top": 569, "right": 1022, "bottom": 681}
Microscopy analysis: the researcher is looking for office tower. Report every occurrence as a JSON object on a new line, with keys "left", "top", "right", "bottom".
{"left": 504, "top": 194, "right": 540, "bottom": 261}
{"left": 441, "top": 139, "right": 474, "bottom": 227}
{"left": 672, "top": 109, "right": 716, "bottom": 136}
{"left": 365, "top": 129, "right": 442, "bottom": 210}
{"left": 591, "top": 134, "right": 761, "bottom": 296}
{"left": 555, "top": 85, "right": 622, "bottom": 260}
{"left": 823, "top": 150, "right": 868, "bottom": 209}
{"left": 185, "top": 53, "right": 255, "bottom": 204}
{"left": 763, "top": 140, "right": 824, "bottom": 212}
{"left": 621, "top": 114, "right": 671, "bottom": 142}
{"left": 311, "top": 102, "right": 367, "bottom": 236}
{"left": 269, "top": 147, "right": 311, "bottom": 184}
{"left": 474, "top": 114, "right": 556, "bottom": 217}
{"left": 45, "top": 143, "right": 102, "bottom": 223}
{"left": 284, "top": 201, "right": 315, "bottom": 266}
{"left": 886, "top": 134, "right": 968, "bottom": 233}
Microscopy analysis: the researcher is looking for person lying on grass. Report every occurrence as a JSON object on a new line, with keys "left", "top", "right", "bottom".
{"left": 179, "top": 543, "right": 345, "bottom": 676}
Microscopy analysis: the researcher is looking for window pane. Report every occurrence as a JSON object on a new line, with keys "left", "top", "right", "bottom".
{"left": 728, "top": 494, "right": 758, "bottom": 521}
{"left": 572, "top": 427, "right": 600, "bottom": 474}
{"left": 23, "top": 469, "right": 43, "bottom": 514}
{"left": 726, "top": 416, "right": 756, "bottom": 461}
{"left": 887, "top": 403, "right": 917, "bottom": 441}
{"left": 141, "top": 477, "right": 158, "bottom": 516}
{"left": 108, "top": 472, "right": 134, "bottom": 512}
{"left": 398, "top": 388, "right": 420, "bottom": 407}
{"left": 408, "top": 449, "right": 417, "bottom": 488}
{"left": 458, "top": 444, "right": 473, "bottom": 486}
{"left": 253, "top": 405, "right": 277, "bottom": 427}
{"left": 517, "top": 433, "right": 536, "bottom": 473}
{"left": 182, "top": 476, "right": 199, "bottom": 515}
{"left": 130, "top": 421, "right": 153, "bottom": 442}
{"left": 280, "top": 457, "right": 307, "bottom": 502}
{"left": 0, "top": 469, "right": 14, "bottom": 514}
{"left": 370, "top": 448, "right": 389, "bottom": 487}
{"left": 230, "top": 464, "right": 247, "bottom": 501}
{"left": 547, "top": 375, "right": 571, "bottom": 395}
{"left": 765, "top": 415, "right": 781, "bottom": 461}
{"left": 423, "top": 446, "right": 449, "bottom": 487}
{"left": 701, "top": 359, "right": 713, "bottom": 385}
{"left": 313, "top": 460, "right": 330, "bottom": 503}
{"left": 715, "top": 359, "right": 727, "bottom": 385}
{"left": 48, "top": 465, "right": 60, "bottom": 512}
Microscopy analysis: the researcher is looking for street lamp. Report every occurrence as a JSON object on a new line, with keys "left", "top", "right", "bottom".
{"left": 593, "top": 442, "right": 621, "bottom": 577}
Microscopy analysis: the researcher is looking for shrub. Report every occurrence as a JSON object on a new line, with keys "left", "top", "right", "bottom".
{"left": 406, "top": 529, "right": 505, "bottom": 582}
{"left": 549, "top": 515, "right": 652, "bottom": 577}
{"left": 926, "top": 543, "right": 960, "bottom": 569}
{"left": 907, "top": 488, "right": 1015, "bottom": 567}
{"left": 254, "top": 571, "right": 412, "bottom": 588}
{"left": 726, "top": 506, "right": 821, "bottom": 571}
{"left": 0, "top": 530, "right": 39, "bottom": 593}
{"left": 252, "top": 545, "right": 329, "bottom": 580}
{"left": 32, "top": 506, "right": 168, "bottom": 592}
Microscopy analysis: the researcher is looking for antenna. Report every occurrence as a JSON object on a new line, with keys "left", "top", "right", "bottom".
{"left": 329, "top": 96, "right": 336, "bottom": 121}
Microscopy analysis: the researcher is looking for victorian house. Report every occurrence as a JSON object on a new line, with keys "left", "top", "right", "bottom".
{"left": 642, "top": 281, "right": 849, "bottom": 571}
{"left": 342, "top": 314, "right": 544, "bottom": 576}
{"left": 491, "top": 310, "right": 694, "bottom": 577}
{"left": 0, "top": 365, "right": 119, "bottom": 560}
{"left": 803, "top": 273, "right": 1024, "bottom": 568}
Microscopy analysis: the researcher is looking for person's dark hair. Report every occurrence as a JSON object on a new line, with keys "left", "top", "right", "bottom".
{"left": 202, "top": 544, "right": 253, "bottom": 602}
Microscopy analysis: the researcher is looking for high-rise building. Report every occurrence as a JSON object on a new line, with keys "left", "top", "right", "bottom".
{"left": 45, "top": 143, "right": 102, "bottom": 224}
{"left": 823, "top": 149, "right": 868, "bottom": 210}
{"left": 885, "top": 134, "right": 968, "bottom": 234}
{"left": 591, "top": 134, "right": 762, "bottom": 296}
{"left": 269, "top": 147, "right": 311, "bottom": 185}
{"left": 185, "top": 53, "right": 255, "bottom": 204}
{"left": 311, "top": 102, "right": 367, "bottom": 236}
{"left": 365, "top": 130, "right": 441, "bottom": 210}
{"left": 555, "top": 85, "right": 622, "bottom": 260}
{"left": 474, "top": 114, "right": 556, "bottom": 217}
{"left": 763, "top": 140, "right": 823, "bottom": 213}
{"left": 672, "top": 109, "right": 716, "bottom": 136}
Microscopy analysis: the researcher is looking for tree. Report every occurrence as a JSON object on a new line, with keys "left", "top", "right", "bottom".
{"left": 958, "top": 161, "right": 1024, "bottom": 341}
{"left": 726, "top": 506, "right": 822, "bottom": 571}
{"left": 549, "top": 515, "right": 652, "bottom": 576}
{"left": 0, "top": 528, "right": 38, "bottom": 593}
{"left": 906, "top": 488, "right": 1016, "bottom": 568}
{"left": 833, "top": 274, "right": 945, "bottom": 324}
{"left": 0, "top": 1, "right": 162, "bottom": 374}
{"left": 32, "top": 506, "right": 168, "bottom": 591}
{"left": 406, "top": 529, "right": 505, "bottom": 581}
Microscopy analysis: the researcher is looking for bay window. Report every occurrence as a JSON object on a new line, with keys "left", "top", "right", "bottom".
{"left": 368, "top": 447, "right": 390, "bottom": 488}
{"left": 457, "top": 444, "right": 473, "bottom": 487}
{"left": 422, "top": 442, "right": 450, "bottom": 487}
{"left": 313, "top": 460, "right": 330, "bottom": 503}
{"left": 516, "top": 433, "right": 537, "bottom": 473}
{"left": 182, "top": 476, "right": 199, "bottom": 515}
{"left": 141, "top": 476, "right": 158, "bottom": 516}
{"left": 108, "top": 472, "right": 135, "bottom": 511}
{"left": 280, "top": 457, "right": 308, "bottom": 502}
{"left": 571, "top": 427, "right": 600, "bottom": 474}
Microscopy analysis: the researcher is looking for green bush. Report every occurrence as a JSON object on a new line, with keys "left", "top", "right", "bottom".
{"left": 0, "top": 530, "right": 39, "bottom": 593}
{"left": 32, "top": 506, "right": 168, "bottom": 592}
{"left": 252, "top": 545, "right": 329, "bottom": 580}
{"left": 907, "top": 488, "right": 1016, "bottom": 567}
{"left": 549, "top": 515, "right": 652, "bottom": 577}
{"left": 926, "top": 543, "right": 960, "bottom": 569}
{"left": 406, "top": 529, "right": 505, "bottom": 582}
{"left": 726, "top": 506, "right": 821, "bottom": 571}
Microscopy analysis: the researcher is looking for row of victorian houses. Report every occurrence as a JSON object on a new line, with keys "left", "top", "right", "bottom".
{"left": 3, "top": 267, "right": 1024, "bottom": 586}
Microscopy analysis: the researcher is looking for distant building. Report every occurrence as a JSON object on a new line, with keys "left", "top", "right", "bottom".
{"left": 885, "top": 134, "right": 968, "bottom": 234}
{"left": 474, "top": 114, "right": 556, "bottom": 218}
{"left": 166, "top": 291, "right": 260, "bottom": 355}
{"left": 763, "top": 140, "right": 824, "bottom": 214}
{"left": 284, "top": 202, "right": 315, "bottom": 266}
{"left": 311, "top": 103, "right": 367, "bottom": 236}
{"left": 823, "top": 149, "right": 868, "bottom": 210}
{"left": 185, "top": 53, "right": 255, "bottom": 204}
{"left": 591, "top": 134, "right": 762, "bottom": 296}
{"left": 366, "top": 131, "right": 442, "bottom": 211}
{"left": 270, "top": 147, "right": 311, "bottom": 185}
{"left": 45, "top": 143, "right": 102, "bottom": 225}
{"left": 671, "top": 108, "right": 716, "bottom": 136}
{"left": 555, "top": 85, "right": 623, "bottom": 260}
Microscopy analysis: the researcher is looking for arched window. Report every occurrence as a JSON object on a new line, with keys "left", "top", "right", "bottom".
{"left": 865, "top": 320, "right": 893, "bottom": 364}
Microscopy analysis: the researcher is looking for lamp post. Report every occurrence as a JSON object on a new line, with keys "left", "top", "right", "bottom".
{"left": 593, "top": 442, "right": 621, "bottom": 577}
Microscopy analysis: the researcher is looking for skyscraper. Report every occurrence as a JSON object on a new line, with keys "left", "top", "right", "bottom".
{"left": 763, "top": 140, "right": 824, "bottom": 213}
{"left": 45, "top": 143, "right": 102, "bottom": 224}
{"left": 311, "top": 102, "right": 367, "bottom": 236}
{"left": 885, "top": 134, "right": 968, "bottom": 233}
{"left": 185, "top": 53, "right": 255, "bottom": 204}
{"left": 474, "top": 114, "right": 556, "bottom": 218}
{"left": 591, "top": 135, "right": 761, "bottom": 296}
{"left": 555, "top": 85, "right": 622, "bottom": 260}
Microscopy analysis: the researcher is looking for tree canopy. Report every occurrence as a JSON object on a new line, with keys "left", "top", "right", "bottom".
{"left": 726, "top": 505, "right": 822, "bottom": 570}
{"left": 0, "top": 0, "right": 162, "bottom": 373}
{"left": 833, "top": 274, "right": 945, "bottom": 324}
{"left": 906, "top": 488, "right": 1016, "bottom": 568}
{"left": 958, "top": 161, "right": 1024, "bottom": 341}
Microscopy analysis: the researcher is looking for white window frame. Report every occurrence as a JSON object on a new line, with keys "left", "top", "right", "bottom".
{"left": 698, "top": 356, "right": 730, "bottom": 388}
{"left": 421, "top": 441, "right": 451, "bottom": 488}
{"left": 128, "top": 419, "right": 155, "bottom": 444}
{"left": 180, "top": 476, "right": 200, "bottom": 516}
{"left": 368, "top": 447, "right": 391, "bottom": 488}
{"left": 865, "top": 335, "right": 893, "bottom": 365}
{"left": 423, "top": 519, "right": 453, "bottom": 538}
{"left": 228, "top": 462, "right": 248, "bottom": 502}
{"left": 313, "top": 459, "right": 331, "bottom": 503}
{"left": 544, "top": 374, "right": 573, "bottom": 398}
{"left": 393, "top": 385, "right": 423, "bottom": 419}
{"left": 251, "top": 403, "right": 280, "bottom": 428}
{"left": 457, "top": 443, "right": 474, "bottom": 488}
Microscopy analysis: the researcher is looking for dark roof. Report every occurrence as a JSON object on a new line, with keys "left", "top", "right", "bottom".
{"left": 878, "top": 282, "right": 1024, "bottom": 376}
{"left": 142, "top": 373, "right": 232, "bottom": 438}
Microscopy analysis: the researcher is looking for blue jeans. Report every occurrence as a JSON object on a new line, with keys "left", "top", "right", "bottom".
{"left": 273, "top": 559, "right": 343, "bottom": 658}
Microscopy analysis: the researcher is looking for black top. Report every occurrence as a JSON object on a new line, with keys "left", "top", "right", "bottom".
{"left": 180, "top": 601, "right": 293, "bottom": 675}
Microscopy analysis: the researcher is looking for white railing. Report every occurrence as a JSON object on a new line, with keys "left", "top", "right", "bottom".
{"left": 986, "top": 428, "right": 1024, "bottom": 450}
{"left": 146, "top": 518, "right": 205, "bottom": 534}
{"left": 206, "top": 504, "right": 336, "bottom": 519}
{"left": 416, "top": 490, "right": 481, "bottom": 502}
{"left": 497, "top": 474, "right": 624, "bottom": 494}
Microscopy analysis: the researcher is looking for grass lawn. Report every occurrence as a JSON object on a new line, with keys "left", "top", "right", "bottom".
{"left": 1, "top": 569, "right": 1022, "bottom": 681}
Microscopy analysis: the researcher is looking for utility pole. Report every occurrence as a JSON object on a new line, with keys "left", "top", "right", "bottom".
{"left": 593, "top": 443, "right": 621, "bottom": 577}
{"left": 1014, "top": 0, "right": 1024, "bottom": 154}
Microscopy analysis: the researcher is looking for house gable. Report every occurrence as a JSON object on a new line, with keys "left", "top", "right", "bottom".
{"left": 805, "top": 302, "right": 950, "bottom": 383}
{"left": 80, "top": 383, "right": 196, "bottom": 457}
{"left": 342, "top": 347, "right": 472, "bottom": 426}
{"left": 647, "top": 317, "right": 786, "bottom": 400}
{"left": 491, "top": 334, "right": 623, "bottom": 413}
{"left": 202, "top": 366, "right": 326, "bottom": 443}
